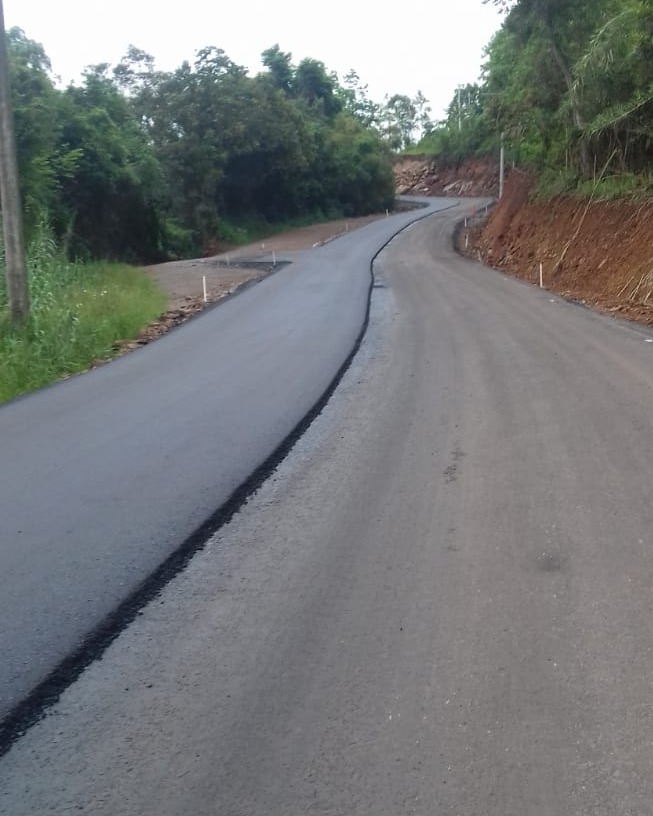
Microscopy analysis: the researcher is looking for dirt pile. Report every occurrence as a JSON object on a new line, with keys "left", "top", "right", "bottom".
{"left": 469, "top": 171, "right": 653, "bottom": 325}
{"left": 394, "top": 155, "right": 501, "bottom": 197}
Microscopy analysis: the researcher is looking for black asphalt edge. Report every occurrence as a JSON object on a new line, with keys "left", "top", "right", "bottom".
{"left": 0, "top": 201, "right": 457, "bottom": 759}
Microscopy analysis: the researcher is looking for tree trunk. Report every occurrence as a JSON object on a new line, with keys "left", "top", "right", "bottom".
{"left": 0, "top": 0, "right": 29, "bottom": 326}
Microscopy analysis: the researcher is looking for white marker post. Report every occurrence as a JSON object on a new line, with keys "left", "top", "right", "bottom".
{"left": 465, "top": 234, "right": 469, "bottom": 250}
{"left": 202, "top": 275, "right": 208, "bottom": 303}
{"left": 539, "top": 262, "right": 544, "bottom": 289}
{"left": 272, "top": 251, "right": 276, "bottom": 268}
{"left": 386, "top": 209, "right": 389, "bottom": 218}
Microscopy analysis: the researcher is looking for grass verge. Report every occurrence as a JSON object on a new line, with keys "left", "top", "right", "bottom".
{"left": 0, "top": 232, "right": 166, "bottom": 404}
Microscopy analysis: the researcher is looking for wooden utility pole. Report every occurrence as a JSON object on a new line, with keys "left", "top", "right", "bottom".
{"left": 499, "top": 132, "right": 505, "bottom": 199}
{"left": 0, "top": 0, "right": 29, "bottom": 325}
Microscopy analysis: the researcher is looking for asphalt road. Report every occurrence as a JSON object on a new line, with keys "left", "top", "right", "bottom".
{"left": 2, "top": 205, "right": 653, "bottom": 814}
{"left": 0, "top": 198, "right": 457, "bottom": 725}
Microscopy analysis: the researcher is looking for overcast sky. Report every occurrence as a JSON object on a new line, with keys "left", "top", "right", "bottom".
{"left": 4, "top": 0, "right": 503, "bottom": 119}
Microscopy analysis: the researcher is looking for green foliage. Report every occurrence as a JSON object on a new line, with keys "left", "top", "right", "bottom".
{"left": 8, "top": 31, "right": 397, "bottom": 264}
{"left": 261, "top": 44, "right": 294, "bottom": 96}
{"left": 337, "top": 70, "right": 380, "bottom": 128}
{"left": 159, "top": 218, "right": 196, "bottom": 260}
{"left": 535, "top": 166, "right": 653, "bottom": 198}
{"left": 129, "top": 44, "right": 394, "bottom": 242}
{"left": 8, "top": 28, "right": 76, "bottom": 234}
{"left": 323, "top": 114, "right": 395, "bottom": 215}
{"left": 381, "top": 94, "right": 417, "bottom": 150}
{"left": 294, "top": 58, "right": 342, "bottom": 116}
{"left": 56, "top": 65, "right": 167, "bottom": 260}
{"left": 574, "top": 1, "right": 653, "bottom": 172}
{"left": 411, "top": 82, "right": 499, "bottom": 163}
{"left": 533, "top": 166, "right": 587, "bottom": 196}
{"left": 412, "top": 0, "right": 653, "bottom": 191}
{"left": 575, "top": 171, "right": 653, "bottom": 197}
{"left": 0, "top": 224, "right": 166, "bottom": 403}
{"left": 379, "top": 92, "right": 433, "bottom": 151}
{"left": 474, "top": 0, "right": 653, "bottom": 187}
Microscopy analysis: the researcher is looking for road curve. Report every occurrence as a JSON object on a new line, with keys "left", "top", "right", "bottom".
{"left": 2, "top": 205, "right": 653, "bottom": 814}
{"left": 0, "top": 198, "right": 459, "bottom": 726}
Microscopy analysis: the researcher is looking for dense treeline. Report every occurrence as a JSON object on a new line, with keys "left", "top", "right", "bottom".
{"left": 9, "top": 32, "right": 405, "bottom": 262}
{"left": 416, "top": 0, "right": 653, "bottom": 193}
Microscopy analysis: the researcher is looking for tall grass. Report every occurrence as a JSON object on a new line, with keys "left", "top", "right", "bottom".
{"left": 534, "top": 168, "right": 653, "bottom": 201}
{"left": 0, "top": 224, "right": 167, "bottom": 404}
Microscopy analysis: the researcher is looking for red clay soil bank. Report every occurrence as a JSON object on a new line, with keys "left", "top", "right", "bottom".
{"left": 475, "top": 172, "right": 653, "bottom": 326}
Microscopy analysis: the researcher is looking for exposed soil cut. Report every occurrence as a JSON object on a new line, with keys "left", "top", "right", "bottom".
{"left": 460, "top": 171, "right": 653, "bottom": 327}
{"left": 394, "top": 155, "right": 501, "bottom": 197}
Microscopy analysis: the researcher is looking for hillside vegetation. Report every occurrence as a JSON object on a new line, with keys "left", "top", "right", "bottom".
{"left": 415, "top": 0, "right": 653, "bottom": 198}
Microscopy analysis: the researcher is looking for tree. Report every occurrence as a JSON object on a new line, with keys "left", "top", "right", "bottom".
{"left": 294, "top": 58, "right": 342, "bottom": 116}
{"left": 573, "top": 0, "right": 653, "bottom": 172}
{"left": 413, "top": 90, "right": 433, "bottom": 136}
{"left": 57, "top": 65, "right": 165, "bottom": 259}
{"left": 7, "top": 28, "right": 79, "bottom": 236}
{"left": 113, "top": 44, "right": 157, "bottom": 96}
{"left": 261, "top": 44, "right": 294, "bottom": 96}
{"left": 323, "top": 113, "right": 394, "bottom": 214}
{"left": 483, "top": 0, "right": 621, "bottom": 176}
{"left": 337, "top": 70, "right": 380, "bottom": 128}
{"left": 382, "top": 94, "right": 417, "bottom": 150}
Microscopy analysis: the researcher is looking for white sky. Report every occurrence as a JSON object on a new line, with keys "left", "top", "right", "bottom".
{"left": 4, "top": 0, "right": 503, "bottom": 119}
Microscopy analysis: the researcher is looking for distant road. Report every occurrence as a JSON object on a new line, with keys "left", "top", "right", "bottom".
{"left": 0, "top": 198, "right": 458, "bottom": 724}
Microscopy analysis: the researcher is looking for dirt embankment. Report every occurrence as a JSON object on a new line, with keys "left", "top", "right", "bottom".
{"left": 463, "top": 171, "right": 653, "bottom": 326}
{"left": 394, "top": 155, "right": 501, "bottom": 197}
